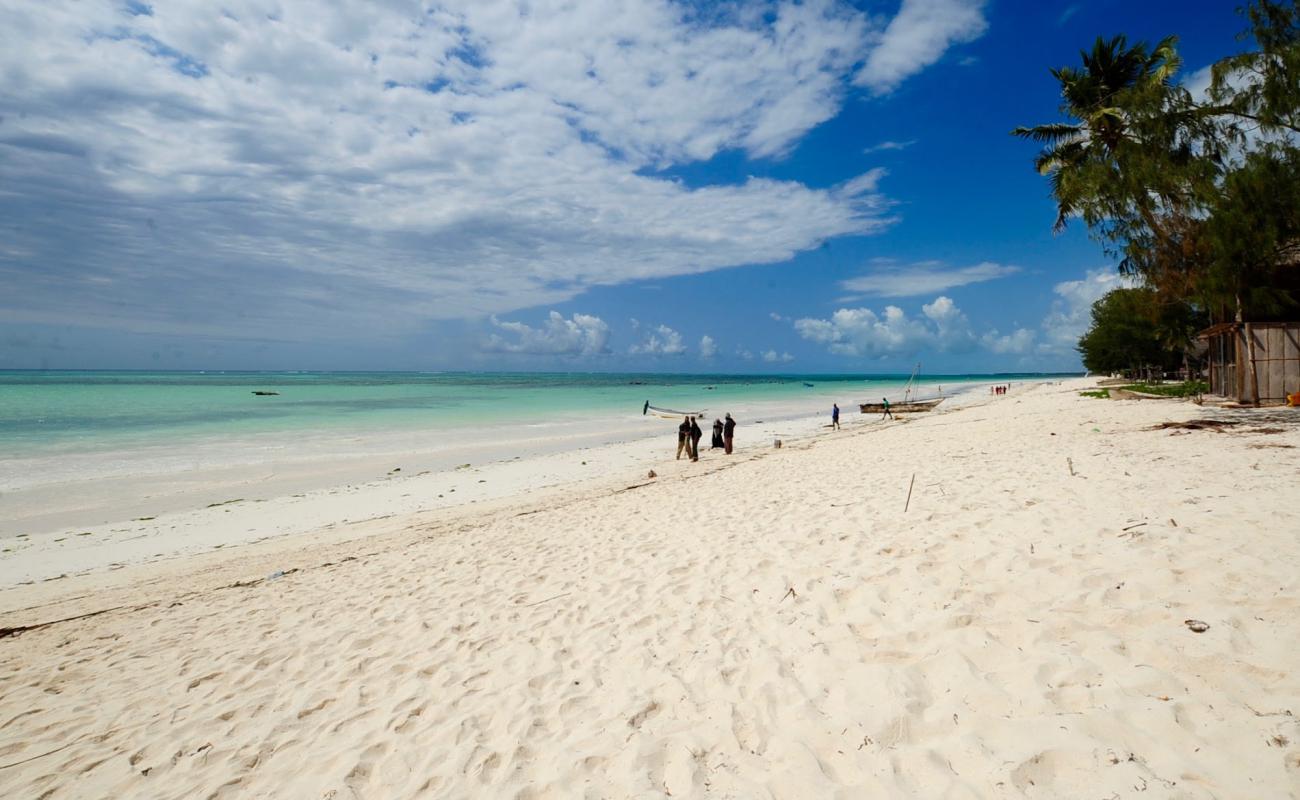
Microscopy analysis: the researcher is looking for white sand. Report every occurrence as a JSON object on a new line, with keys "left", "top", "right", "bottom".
{"left": 1, "top": 379, "right": 1297, "bottom": 799}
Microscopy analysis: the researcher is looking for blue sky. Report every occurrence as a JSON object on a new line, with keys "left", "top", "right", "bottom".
{"left": 0, "top": 0, "right": 1247, "bottom": 372}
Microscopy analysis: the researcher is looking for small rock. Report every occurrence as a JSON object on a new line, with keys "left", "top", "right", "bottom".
{"left": 1184, "top": 619, "right": 1210, "bottom": 633}
{"left": 647, "top": 470, "right": 657, "bottom": 479}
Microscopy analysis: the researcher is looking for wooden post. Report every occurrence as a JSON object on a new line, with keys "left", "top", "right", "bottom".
{"left": 1246, "top": 323, "right": 1261, "bottom": 406}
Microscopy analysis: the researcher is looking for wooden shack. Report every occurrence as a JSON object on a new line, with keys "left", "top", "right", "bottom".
{"left": 1201, "top": 321, "right": 1300, "bottom": 404}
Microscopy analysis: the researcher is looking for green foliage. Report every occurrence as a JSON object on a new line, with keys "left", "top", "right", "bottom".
{"left": 1013, "top": 1, "right": 1300, "bottom": 325}
{"left": 1079, "top": 389, "right": 1110, "bottom": 398}
{"left": 1210, "top": 0, "right": 1300, "bottom": 137}
{"left": 1076, "top": 288, "right": 1205, "bottom": 375}
{"left": 1201, "top": 145, "right": 1300, "bottom": 320}
{"left": 1117, "top": 380, "right": 1208, "bottom": 397}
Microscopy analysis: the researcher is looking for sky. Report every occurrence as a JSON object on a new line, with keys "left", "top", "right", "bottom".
{"left": 0, "top": 0, "right": 1251, "bottom": 373}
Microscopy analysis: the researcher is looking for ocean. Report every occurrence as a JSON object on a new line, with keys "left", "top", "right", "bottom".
{"left": 0, "top": 371, "right": 1072, "bottom": 497}
{"left": 0, "top": 370, "right": 1078, "bottom": 537}
{"left": 0, "top": 370, "right": 1060, "bottom": 451}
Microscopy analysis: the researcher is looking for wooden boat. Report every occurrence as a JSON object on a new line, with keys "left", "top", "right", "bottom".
{"left": 860, "top": 362, "right": 942, "bottom": 413}
{"left": 858, "top": 398, "right": 942, "bottom": 414}
{"left": 642, "top": 402, "right": 706, "bottom": 420}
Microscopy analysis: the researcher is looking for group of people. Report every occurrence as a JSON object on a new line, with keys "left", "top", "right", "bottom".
{"left": 991, "top": 384, "right": 1010, "bottom": 396}
{"left": 677, "top": 413, "right": 735, "bottom": 461}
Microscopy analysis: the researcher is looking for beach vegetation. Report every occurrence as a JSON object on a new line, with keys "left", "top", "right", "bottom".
{"left": 1118, "top": 380, "right": 1207, "bottom": 397}
{"left": 1015, "top": 0, "right": 1300, "bottom": 328}
{"left": 1080, "top": 389, "right": 1110, "bottom": 398}
{"left": 1076, "top": 287, "right": 1206, "bottom": 377}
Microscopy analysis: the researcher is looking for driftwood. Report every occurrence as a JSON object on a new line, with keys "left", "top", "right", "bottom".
{"left": 904, "top": 473, "right": 916, "bottom": 512}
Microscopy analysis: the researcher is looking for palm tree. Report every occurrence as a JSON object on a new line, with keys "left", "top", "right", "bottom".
{"left": 1012, "top": 35, "right": 1183, "bottom": 235}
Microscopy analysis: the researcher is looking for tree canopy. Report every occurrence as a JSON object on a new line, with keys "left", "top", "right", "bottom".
{"left": 1077, "top": 288, "right": 1206, "bottom": 376}
{"left": 1015, "top": 0, "right": 1300, "bottom": 334}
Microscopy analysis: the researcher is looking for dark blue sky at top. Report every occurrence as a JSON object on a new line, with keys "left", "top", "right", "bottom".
{"left": 512, "top": 0, "right": 1245, "bottom": 374}
{"left": 0, "top": 0, "right": 1249, "bottom": 372}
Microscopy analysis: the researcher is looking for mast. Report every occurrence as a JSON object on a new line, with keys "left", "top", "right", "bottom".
{"left": 903, "top": 362, "right": 921, "bottom": 403}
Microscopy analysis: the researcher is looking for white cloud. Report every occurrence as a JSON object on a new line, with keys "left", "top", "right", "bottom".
{"left": 982, "top": 327, "right": 1036, "bottom": 354}
{"left": 0, "top": 0, "right": 978, "bottom": 343}
{"left": 862, "top": 139, "right": 916, "bottom": 154}
{"left": 629, "top": 324, "right": 685, "bottom": 356}
{"left": 483, "top": 311, "right": 610, "bottom": 355}
{"left": 840, "top": 260, "right": 1018, "bottom": 298}
{"left": 796, "top": 304, "right": 933, "bottom": 357}
{"left": 1038, "top": 267, "right": 1137, "bottom": 353}
{"left": 698, "top": 334, "right": 717, "bottom": 359}
{"left": 793, "top": 295, "right": 982, "bottom": 357}
{"left": 769, "top": 312, "right": 787, "bottom": 322}
{"left": 736, "top": 348, "right": 755, "bottom": 361}
{"left": 762, "top": 349, "right": 794, "bottom": 363}
{"left": 856, "top": 0, "right": 988, "bottom": 95}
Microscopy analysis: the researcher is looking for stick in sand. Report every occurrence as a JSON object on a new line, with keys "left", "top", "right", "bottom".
{"left": 904, "top": 472, "right": 916, "bottom": 512}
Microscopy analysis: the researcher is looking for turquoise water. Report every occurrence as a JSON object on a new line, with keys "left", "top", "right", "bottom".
{"left": 0, "top": 371, "right": 1069, "bottom": 458}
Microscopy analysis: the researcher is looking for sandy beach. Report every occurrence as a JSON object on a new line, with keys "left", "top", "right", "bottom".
{"left": 1, "top": 378, "right": 1298, "bottom": 799}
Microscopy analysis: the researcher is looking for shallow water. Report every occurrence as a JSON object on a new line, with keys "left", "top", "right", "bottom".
{"left": 0, "top": 370, "right": 1068, "bottom": 491}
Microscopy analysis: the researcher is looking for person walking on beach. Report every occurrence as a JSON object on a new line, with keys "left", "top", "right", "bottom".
{"left": 831, "top": 403, "right": 840, "bottom": 430}
{"left": 881, "top": 397, "right": 893, "bottom": 420}
{"left": 676, "top": 416, "right": 690, "bottom": 459}
{"left": 723, "top": 413, "right": 736, "bottom": 454}
{"left": 711, "top": 418, "right": 724, "bottom": 449}
{"left": 689, "top": 416, "right": 703, "bottom": 461}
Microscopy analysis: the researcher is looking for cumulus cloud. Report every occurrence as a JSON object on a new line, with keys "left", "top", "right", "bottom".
{"left": 629, "top": 324, "right": 685, "bottom": 356}
{"left": 794, "top": 295, "right": 979, "bottom": 357}
{"left": 856, "top": 0, "right": 988, "bottom": 95}
{"left": 1038, "top": 267, "right": 1137, "bottom": 353}
{"left": 982, "top": 327, "right": 1036, "bottom": 354}
{"left": 698, "top": 335, "right": 717, "bottom": 359}
{"left": 483, "top": 311, "right": 610, "bottom": 355}
{"left": 840, "top": 260, "right": 1018, "bottom": 298}
{"left": 762, "top": 349, "right": 794, "bottom": 363}
{"left": 0, "top": 0, "right": 982, "bottom": 343}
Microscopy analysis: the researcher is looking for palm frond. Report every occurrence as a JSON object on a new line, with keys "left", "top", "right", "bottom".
{"left": 1011, "top": 123, "right": 1084, "bottom": 144}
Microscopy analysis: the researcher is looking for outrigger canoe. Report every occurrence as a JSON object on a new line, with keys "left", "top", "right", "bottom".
{"left": 643, "top": 402, "right": 707, "bottom": 419}
{"left": 858, "top": 398, "right": 943, "bottom": 414}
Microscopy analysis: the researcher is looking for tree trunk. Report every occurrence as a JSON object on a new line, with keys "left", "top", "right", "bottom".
{"left": 1246, "top": 323, "right": 1261, "bottom": 407}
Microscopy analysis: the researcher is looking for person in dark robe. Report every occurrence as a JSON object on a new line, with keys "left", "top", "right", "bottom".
{"left": 676, "top": 416, "right": 690, "bottom": 459}
{"left": 832, "top": 403, "right": 840, "bottom": 430}
{"left": 723, "top": 413, "right": 736, "bottom": 454}
{"left": 689, "top": 416, "right": 703, "bottom": 462}
{"left": 711, "top": 418, "right": 724, "bottom": 449}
